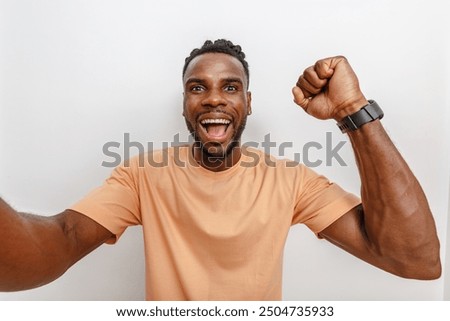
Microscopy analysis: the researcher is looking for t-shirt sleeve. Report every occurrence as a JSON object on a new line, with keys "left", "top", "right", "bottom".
{"left": 292, "top": 165, "right": 361, "bottom": 235}
{"left": 69, "top": 160, "right": 142, "bottom": 244}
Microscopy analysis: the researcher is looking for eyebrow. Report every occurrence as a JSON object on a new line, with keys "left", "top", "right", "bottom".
{"left": 184, "top": 78, "right": 205, "bottom": 86}
{"left": 222, "top": 77, "right": 244, "bottom": 86}
{"left": 184, "top": 77, "right": 244, "bottom": 86}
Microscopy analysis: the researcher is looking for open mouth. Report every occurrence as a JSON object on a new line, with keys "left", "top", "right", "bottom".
{"left": 199, "top": 118, "right": 232, "bottom": 141}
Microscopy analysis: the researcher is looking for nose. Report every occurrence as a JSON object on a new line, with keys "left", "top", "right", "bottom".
{"left": 201, "top": 89, "right": 227, "bottom": 108}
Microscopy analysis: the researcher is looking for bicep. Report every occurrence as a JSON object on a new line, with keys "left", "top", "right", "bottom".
{"left": 0, "top": 208, "right": 113, "bottom": 291}
{"left": 55, "top": 209, "right": 113, "bottom": 266}
{"left": 318, "top": 204, "right": 381, "bottom": 267}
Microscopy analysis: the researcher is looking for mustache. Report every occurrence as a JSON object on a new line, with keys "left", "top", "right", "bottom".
{"left": 195, "top": 109, "right": 234, "bottom": 121}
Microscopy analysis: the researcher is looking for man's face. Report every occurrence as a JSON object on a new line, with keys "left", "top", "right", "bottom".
{"left": 183, "top": 53, "right": 252, "bottom": 158}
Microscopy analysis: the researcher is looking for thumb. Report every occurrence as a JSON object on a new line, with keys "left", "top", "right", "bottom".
{"left": 292, "top": 86, "right": 310, "bottom": 112}
{"left": 315, "top": 57, "right": 338, "bottom": 79}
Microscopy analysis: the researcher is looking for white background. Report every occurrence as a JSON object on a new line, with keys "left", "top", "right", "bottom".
{"left": 0, "top": 0, "right": 449, "bottom": 300}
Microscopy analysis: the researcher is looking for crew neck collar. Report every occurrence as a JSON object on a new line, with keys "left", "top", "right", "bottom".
{"left": 186, "top": 144, "right": 249, "bottom": 177}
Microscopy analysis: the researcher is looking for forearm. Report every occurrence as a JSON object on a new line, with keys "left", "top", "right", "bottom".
{"left": 348, "top": 120, "right": 441, "bottom": 278}
{"left": 0, "top": 198, "right": 72, "bottom": 291}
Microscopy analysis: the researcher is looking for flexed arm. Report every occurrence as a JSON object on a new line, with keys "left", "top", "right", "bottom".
{"left": 292, "top": 57, "right": 441, "bottom": 279}
{"left": 0, "top": 198, "right": 112, "bottom": 291}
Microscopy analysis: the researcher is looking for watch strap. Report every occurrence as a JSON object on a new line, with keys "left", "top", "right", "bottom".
{"left": 337, "top": 100, "right": 384, "bottom": 133}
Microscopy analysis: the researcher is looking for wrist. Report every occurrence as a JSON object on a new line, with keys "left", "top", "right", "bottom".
{"left": 336, "top": 100, "right": 384, "bottom": 133}
{"left": 333, "top": 97, "right": 369, "bottom": 121}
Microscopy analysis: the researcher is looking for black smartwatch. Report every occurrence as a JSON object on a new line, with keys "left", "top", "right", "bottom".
{"left": 336, "top": 100, "right": 384, "bottom": 133}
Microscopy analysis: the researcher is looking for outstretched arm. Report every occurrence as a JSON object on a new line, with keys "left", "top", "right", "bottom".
{"left": 292, "top": 56, "right": 441, "bottom": 279}
{"left": 0, "top": 198, "right": 112, "bottom": 291}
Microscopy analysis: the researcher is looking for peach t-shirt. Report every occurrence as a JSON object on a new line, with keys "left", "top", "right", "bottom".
{"left": 71, "top": 146, "right": 360, "bottom": 300}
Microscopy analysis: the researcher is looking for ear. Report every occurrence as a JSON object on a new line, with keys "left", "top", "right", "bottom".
{"left": 182, "top": 92, "right": 186, "bottom": 116}
{"left": 246, "top": 91, "right": 252, "bottom": 115}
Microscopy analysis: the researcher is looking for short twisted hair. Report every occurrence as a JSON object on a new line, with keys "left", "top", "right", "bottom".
{"left": 183, "top": 39, "right": 250, "bottom": 87}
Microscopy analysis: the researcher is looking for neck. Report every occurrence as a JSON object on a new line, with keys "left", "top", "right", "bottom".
{"left": 192, "top": 143, "right": 242, "bottom": 172}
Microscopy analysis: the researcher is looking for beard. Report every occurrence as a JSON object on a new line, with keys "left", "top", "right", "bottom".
{"left": 185, "top": 115, "right": 247, "bottom": 159}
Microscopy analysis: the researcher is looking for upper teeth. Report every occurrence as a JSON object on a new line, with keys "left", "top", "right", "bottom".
{"left": 201, "top": 119, "right": 230, "bottom": 125}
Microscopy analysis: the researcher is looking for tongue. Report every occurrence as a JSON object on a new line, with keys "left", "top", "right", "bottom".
{"left": 206, "top": 124, "right": 227, "bottom": 137}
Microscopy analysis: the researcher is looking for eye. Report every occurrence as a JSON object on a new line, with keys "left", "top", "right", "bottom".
{"left": 224, "top": 85, "right": 237, "bottom": 92}
{"left": 190, "top": 85, "right": 205, "bottom": 92}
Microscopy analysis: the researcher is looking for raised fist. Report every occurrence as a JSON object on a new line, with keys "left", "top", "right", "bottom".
{"left": 292, "top": 56, "right": 368, "bottom": 121}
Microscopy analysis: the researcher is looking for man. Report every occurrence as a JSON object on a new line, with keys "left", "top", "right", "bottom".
{"left": 0, "top": 39, "right": 441, "bottom": 300}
